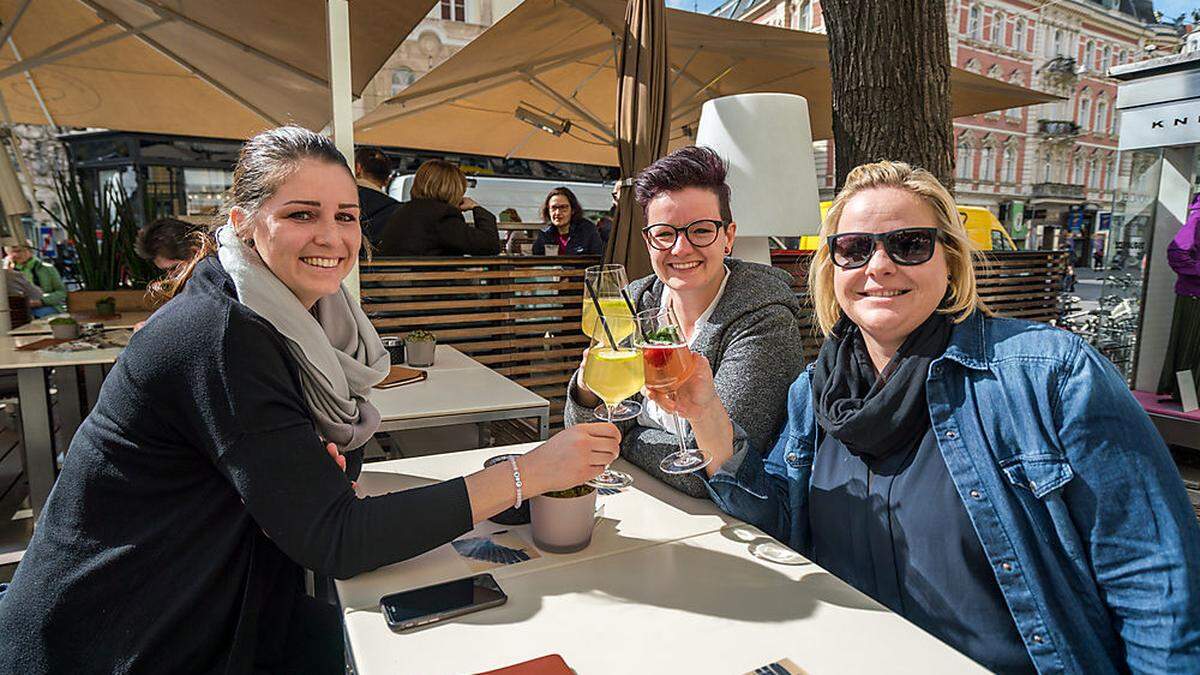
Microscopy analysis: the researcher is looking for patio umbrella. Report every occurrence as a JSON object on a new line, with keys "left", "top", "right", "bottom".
{"left": 0, "top": 0, "right": 435, "bottom": 139}
{"left": 606, "top": 0, "right": 668, "bottom": 279}
{"left": 354, "top": 0, "right": 1057, "bottom": 166}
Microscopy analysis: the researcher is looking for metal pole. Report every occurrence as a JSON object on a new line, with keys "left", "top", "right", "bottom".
{"left": 325, "top": 0, "right": 358, "bottom": 301}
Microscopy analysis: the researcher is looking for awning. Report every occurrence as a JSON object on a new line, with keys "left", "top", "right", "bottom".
{"left": 0, "top": 0, "right": 436, "bottom": 138}
{"left": 354, "top": 0, "right": 1058, "bottom": 166}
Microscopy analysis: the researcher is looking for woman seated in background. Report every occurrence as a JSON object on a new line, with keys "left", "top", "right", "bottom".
{"left": 664, "top": 160, "right": 1200, "bottom": 673}
{"left": 564, "top": 146, "right": 804, "bottom": 498}
{"left": 0, "top": 126, "right": 620, "bottom": 674}
{"left": 532, "top": 186, "right": 604, "bottom": 256}
{"left": 378, "top": 159, "right": 500, "bottom": 257}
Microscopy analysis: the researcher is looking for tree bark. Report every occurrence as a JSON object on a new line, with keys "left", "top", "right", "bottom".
{"left": 821, "top": 0, "right": 955, "bottom": 191}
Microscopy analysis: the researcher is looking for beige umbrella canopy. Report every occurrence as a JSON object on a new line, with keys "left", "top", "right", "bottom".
{"left": 355, "top": 0, "right": 1057, "bottom": 167}
{"left": 0, "top": 0, "right": 436, "bottom": 138}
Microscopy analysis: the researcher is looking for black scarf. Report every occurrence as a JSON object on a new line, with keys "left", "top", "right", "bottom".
{"left": 811, "top": 311, "right": 953, "bottom": 463}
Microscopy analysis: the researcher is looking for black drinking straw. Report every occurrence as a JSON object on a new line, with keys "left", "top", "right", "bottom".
{"left": 583, "top": 277, "right": 618, "bottom": 349}
{"left": 619, "top": 287, "right": 636, "bottom": 318}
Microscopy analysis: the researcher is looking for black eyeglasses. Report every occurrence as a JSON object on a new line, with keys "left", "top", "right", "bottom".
{"left": 642, "top": 219, "right": 727, "bottom": 251}
{"left": 826, "top": 227, "right": 941, "bottom": 269}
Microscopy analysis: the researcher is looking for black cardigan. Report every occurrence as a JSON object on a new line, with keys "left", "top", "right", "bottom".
{"left": 0, "top": 257, "right": 473, "bottom": 674}
{"left": 378, "top": 197, "right": 500, "bottom": 257}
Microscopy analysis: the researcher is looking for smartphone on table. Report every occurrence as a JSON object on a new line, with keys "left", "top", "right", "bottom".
{"left": 380, "top": 573, "right": 508, "bottom": 632}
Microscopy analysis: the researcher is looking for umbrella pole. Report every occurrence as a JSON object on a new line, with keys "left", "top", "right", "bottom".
{"left": 325, "top": 0, "right": 359, "bottom": 301}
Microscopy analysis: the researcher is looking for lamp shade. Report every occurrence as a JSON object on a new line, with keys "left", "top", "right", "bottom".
{"left": 696, "top": 93, "right": 821, "bottom": 240}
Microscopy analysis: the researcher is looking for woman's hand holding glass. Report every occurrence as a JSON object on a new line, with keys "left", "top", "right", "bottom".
{"left": 641, "top": 352, "right": 737, "bottom": 475}
{"left": 520, "top": 422, "right": 622, "bottom": 494}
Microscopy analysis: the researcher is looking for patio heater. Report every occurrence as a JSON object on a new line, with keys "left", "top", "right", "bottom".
{"left": 695, "top": 93, "right": 821, "bottom": 264}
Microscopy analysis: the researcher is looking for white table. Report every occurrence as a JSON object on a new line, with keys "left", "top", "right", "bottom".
{"left": 372, "top": 345, "right": 550, "bottom": 440}
{"left": 0, "top": 336, "right": 122, "bottom": 517}
{"left": 9, "top": 311, "right": 154, "bottom": 336}
{"left": 336, "top": 446, "right": 986, "bottom": 675}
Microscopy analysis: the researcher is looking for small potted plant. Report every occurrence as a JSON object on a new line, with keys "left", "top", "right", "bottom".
{"left": 530, "top": 483, "right": 597, "bottom": 553}
{"left": 49, "top": 316, "right": 79, "bottom": 340}
{"left": 405, "top": 330, "right": 437, "bottom": 367}
{"left": 94, "top": 296, "right": 117, "bottom": 317}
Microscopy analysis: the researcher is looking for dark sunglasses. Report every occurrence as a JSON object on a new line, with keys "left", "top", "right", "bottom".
{"left": 826, "top": 227, "right": 941, "bottom": 269}
{"left": 642, "top": 219, "right": 727, "bottom": 251}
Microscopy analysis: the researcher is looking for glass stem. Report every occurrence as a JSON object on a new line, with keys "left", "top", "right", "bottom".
{"left": 667, "top": 391, "right": 689, "bottom": 456}
{"left": 603, "top": 404, "right": 616, "bottom": 470}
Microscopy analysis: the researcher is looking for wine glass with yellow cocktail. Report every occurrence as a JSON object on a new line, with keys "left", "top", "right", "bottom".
{"left": 582, "top": 264, "right": 640, "bottom": 420}
{"left": 582, "top": 313, "right": 643, "bottom": 489}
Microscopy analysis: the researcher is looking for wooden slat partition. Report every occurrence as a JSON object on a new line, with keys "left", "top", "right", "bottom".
{"left": 361, "top": 256, "right": 601, "bottom": 429}
{"left": 362, "top": 251, "right": 1066, "bottom": 431}
{"left": 770, "top": 249, "right": 1068, "bottom": 363}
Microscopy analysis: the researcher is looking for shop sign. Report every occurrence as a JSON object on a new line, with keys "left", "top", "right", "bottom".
{"left": 1119, "top": 99, "right": 1200, "bottom": 150}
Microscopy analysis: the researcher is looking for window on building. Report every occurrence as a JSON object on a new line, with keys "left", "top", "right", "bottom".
{"left": 969, "top": 5, "right": 982, "bottom": 39}
{"left": 1079, "top": 96, "right": 1091, "bottom": 130}
{"left": 440, "top": 0, "right": 465, "bottom": 22}
{"left": 1088, "top": 158, "right": 1099, "bottom": 188}
{"left": 1072, "top": 156, "right": 1084, "bottom": 184}
{"left": 1096, "top": 99, "right": 1108, "bottom": 135}
{"left": 1102, "top": 45, "right": 1111, "bottom": 71}
{"left": 1050, "top": 28, "right": 1062, "bottom": 56}
{"left": 993, "top": 11, "right": 1005, "bottom": 45}
{"left": 1042, "top": 153, "right": 1053, "bottom": 182}
{"left": 1119, "top": 49, "right": 1127, "bottom": 64}
{"left": 980, "top": 145, "right": 995, "bottom": 181}
{"left": 1105, "top": 159, "right": 1115, "bottom": 190}
{"left": 800, "top": 0, "right": 812, "bottom": 30}
{"left": 1083, "top": 41, "right": 1094, "bottom": 70}
{"left": 1014, "top": 18, "right": 1025, "bottom": 52}
{"left": 957, "top": 142, "right": 973, "bottom": 179}
{"left": 1002, "top": 147, "right": 1017, "bottom": 182}
{"left": 390, "top": 67, "right": 416, "bottom": 96}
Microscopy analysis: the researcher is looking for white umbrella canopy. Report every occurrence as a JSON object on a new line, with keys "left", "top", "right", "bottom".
{"left": 0, "top": 0, "right": 437, "bottom": 138}
{"left": 355, "top": 0, "right": 1057, "bottom": 166}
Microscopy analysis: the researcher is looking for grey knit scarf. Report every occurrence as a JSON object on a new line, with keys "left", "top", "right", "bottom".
{"left": 216, "top": 224, "right": 389, "bottom": 451}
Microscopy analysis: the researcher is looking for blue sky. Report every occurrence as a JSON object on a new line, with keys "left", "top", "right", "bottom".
{"left": 665, "top": 0, "right": 726, "bottom": 13}
{"left": 1156, "top": 0, "right": 1199, "bottom": 20}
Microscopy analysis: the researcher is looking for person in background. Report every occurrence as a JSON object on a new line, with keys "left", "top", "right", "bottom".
{"left": 533, "top": 187, "right": 603, "bottom": 256}
{"left": 3, "top": 243, "right": 66, "bottom": 317}
{"left": 670, "top": 160, "right": 1200, "bottom": 673}
{"left": 1158, "top": 192, "right": 1200, "bottom": 402}
{"left": 500, "top": 207, "right": 534, "bottom": 255}
{"left": 0, "top": 126, "right": 620, "bottom": 674}
{"left": 564, "top": 146, "right": 803, "bottom": 497}
{"left": 135, "top": 217, "right": 203, "bottom": 271}
{"left": 378, "top": 159, "right": 500, "bottom": 257}
{"left": 595, "top": 214, "right": 614, "bottom": 247}
{"left": 354, "top": 147, "right": 401, "bottom": 252}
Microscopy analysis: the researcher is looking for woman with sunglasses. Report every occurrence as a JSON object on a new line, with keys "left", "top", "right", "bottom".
{"left": 657, "top": 161, "right": 1200, "bottom": 672}
{"left": 563, "top": 146, "right": 803, "bottom": 497}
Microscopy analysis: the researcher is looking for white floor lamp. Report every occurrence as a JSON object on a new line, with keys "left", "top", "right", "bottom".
{"left": 696, "top": 93, "right": 822, "bottom": 264}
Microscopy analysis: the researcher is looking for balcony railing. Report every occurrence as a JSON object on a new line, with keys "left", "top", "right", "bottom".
{"left": 1037, "top": 119, "right": 1081, "bottom": 138}
{"left": 1031, "top": 182, "right": 1086, "bottom": 200}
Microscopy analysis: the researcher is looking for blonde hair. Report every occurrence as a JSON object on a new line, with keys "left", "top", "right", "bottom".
{"left": 411, "top": 159, "right": 467, "bottom": 206}
{"left": 808, "top": 160, "right": 990, "bottom": 335}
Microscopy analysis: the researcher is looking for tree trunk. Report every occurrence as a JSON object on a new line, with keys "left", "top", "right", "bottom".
{"left": 821, "top": 0, "right": 955, "bottom": 191}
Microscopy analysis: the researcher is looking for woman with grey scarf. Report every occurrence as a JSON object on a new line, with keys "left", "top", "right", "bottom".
{"left": 564, "top": 146, "right": 804, "bottom": 498}
{"left": 0, "top": 127, "right": 620, "bottom": 675}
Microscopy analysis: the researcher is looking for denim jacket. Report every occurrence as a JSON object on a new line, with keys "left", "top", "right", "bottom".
{"left": 707, "top": 312, "right": 1200, "bottom": 674}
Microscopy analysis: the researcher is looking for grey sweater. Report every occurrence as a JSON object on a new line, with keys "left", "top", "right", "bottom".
{"left": 564, "top": 258, "right": 805, "bottom": 498}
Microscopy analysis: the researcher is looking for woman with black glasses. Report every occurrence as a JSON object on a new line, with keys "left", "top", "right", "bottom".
{"left": 563, "top": 146, "right": 804, "bottom": 497}
{"left": 654, "top": 160, "right": 1200, "bottom": 672}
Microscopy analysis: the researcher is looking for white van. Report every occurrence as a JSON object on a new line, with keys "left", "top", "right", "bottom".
{"left": 388, "top": 174, "right": 614, "bottom": 225}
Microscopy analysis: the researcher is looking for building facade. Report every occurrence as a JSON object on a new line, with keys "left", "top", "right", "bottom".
{"left": 717, "top": 0, "right": 1181, "bottom": 258}
{"left": 356, "top": 1, "right": 521, "bottom": 117}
